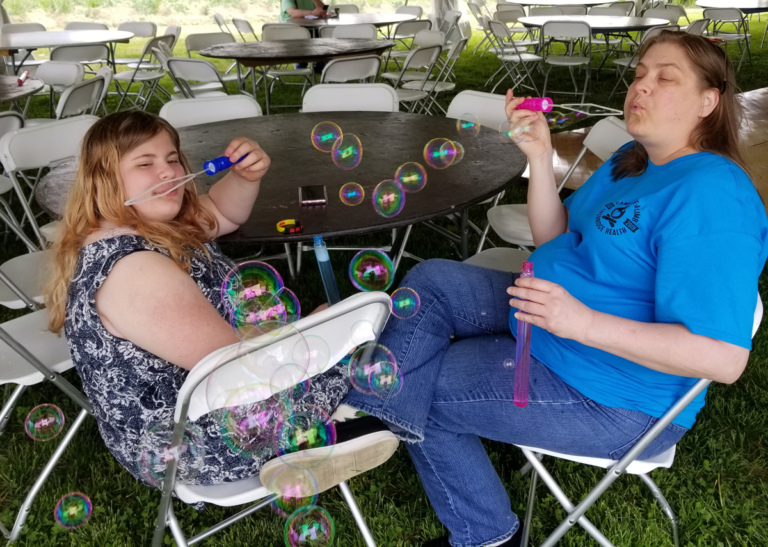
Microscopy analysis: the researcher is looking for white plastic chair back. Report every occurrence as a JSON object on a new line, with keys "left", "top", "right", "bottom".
{"left": 560, "top": 6, "right": 588, "bottom": 15}
{"left": 55, "top": 76, "right": 105, "bottom": 119}
{"left": 583, "top": 116, "right": 633, "bottom": 163}
{"left": 587, "top": 6, "right": 624, "bottom": 15}
{"left": 50, "top": 44, "right": 109, "bottom": 64}
{"left": 93, "top": 66, "right": 113, "bottom": 112}
{"left": 302, "top": 83, "right": 399, "bottom": 112}
{"left": 0, "top": 23, "right": 46, "bottom": 34}
{"left": 168, "top": 58, "right": 224, "bottom": 83}
{"left": 318, "top": 26, "right": 335, "bottom": 38}
{"left": 529, "top": 7, "right": 563, "bottom": 16}
{"left": 262, "top": 24, "right": 311, "bottom": 41}
{"left": 543, "top": 20, "right": 591, "bottom": 42}
{"left": 185, "top": 32, "right": 235, "bottom": 55}
{"left": 643, "top": 7, "right": 679, "bottom": 24}
{"left": 496, "top": 3, "right": 525, "bottom": 15}
{"left": 664, "top": 4, "right": 689, "bottom": 23}
{"left": 446, "top": 90, "right": 507, "bottom": 130}
{"left": 393, "top": 19, "right": 432, "bottom": 39}
{"left": 332, "top": 3, "right": 360, "bottom": 14}
{"left": 396, "top": 5, "right": 422, "bottom": 18}
{"left": 493, "top": 10, "right": 523, "bottom": 25}
{"left": 332, "top": 23, "right": 377, "bottom": 39}
{"left": 0, "top": 111, "right": 22, "bottom": 136}
{"left": 703, "top": 8, "right": 744, "bottom": 25}
{"left": 163, "top": 25, "right": 182, "bottom": 49}
{"left": 159, "top": 95, "right": 262, "bottom": 128}
{"left": 685, "top": 18, "right": 710, "bottom": 36}
{"left": 213, "top": 13, "right": 233, "bottom": 35}
{"left": 232, "top": 18, "right": 259, "bottom": 41}
{"left": 321, "top": 55, "right": 381, "bottom": 82}
{"left": 117, "top": 21, "right": 157, "bottom": 38}
{"left": 34, "top": 61, "right": 85, "bottom": 88}
{"left": 64, "top": 21, "right": 108, "bottom": 30}
{"left": 182, "top": 291, "right": 391, "bottom": 422}
{"left": 608, "top": 1, "right": 634, "bottom": 15}
{"left": 413, "top": 29, "right": 445, "bottom": 47}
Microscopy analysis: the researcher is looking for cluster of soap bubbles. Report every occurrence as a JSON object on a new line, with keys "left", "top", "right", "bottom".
{"left": 25, "top": 404, "right": 65, "bottom": 441}
{"left": 311, "top": 122, "right": 363, "bottom": 170}
{"left": 500, "top": 108, "right": 588, "bottom": 144}
{"left": 136, "top": 422, "right": 206, "bottom": 487}
{"left": 54, "top": 492, "right": 92, "bottom": 529}
{"left": 347, "top": 343, "right": 403, "bottom": 398}
{"left": 419, "top": 113, "right": 477, "bottom": 171}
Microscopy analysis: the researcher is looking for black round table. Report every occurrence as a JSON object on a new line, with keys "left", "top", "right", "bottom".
{"left": 518, "top": 15, "right": 671, "bottom": 33}
{"left": 179, "top": 112, "right": 527, "bottom": 260}
{"left": 286, "top": 12, "right": 417, "bottom": 29}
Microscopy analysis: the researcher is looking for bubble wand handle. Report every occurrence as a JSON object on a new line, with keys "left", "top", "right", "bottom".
{"left": 203, "top": 154, "right": 246, "bottom": 175}
{"left": 514, "top": 261, "right": 534, "bottom": 408}
{"left": 515, "top": 98, "right": 553, "bottom": 112}
{"left": 314, "top": 235, "right": 341, "bottom": 306}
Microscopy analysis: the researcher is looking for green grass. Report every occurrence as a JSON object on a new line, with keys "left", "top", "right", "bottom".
{"left": 2, "top": 17, "right": 768, "bottom": 546}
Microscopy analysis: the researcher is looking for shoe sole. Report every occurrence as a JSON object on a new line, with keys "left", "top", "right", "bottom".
{"left": 260, "top": 431, "right": 399, "bottom": 496}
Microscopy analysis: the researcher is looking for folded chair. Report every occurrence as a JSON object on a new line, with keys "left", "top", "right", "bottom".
{"left": 516, "top": 296, "right": 763, "bottom": 547}
{"left": 150, "top": 291, "right": 395, "bottom": 547}
{"left": 389, "top": 45, "right": 443, "bottom": 113}
{"left": 486, "top": 116, "right": 633, "bottom": 250}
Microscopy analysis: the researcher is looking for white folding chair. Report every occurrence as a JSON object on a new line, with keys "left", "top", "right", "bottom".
{"left": 320, "top": 54, "right": 381, "bottom": 83}
{"left": 486, "top": 116, "right": 633, "bottom": 250}
{"left": 388, "top": 45, "right": 443, "bottom": 113}
{"left": 643, "top": 6, "right": 681, "bottom": 25}
{"left": 384, "top": 19, "right": 433, "bottom": 70}
{"left": 113, "top": 35, "right": 173, "bottom": 110}
{"left": 213, "top": 12, "right": 234, "bottom": 35}
{"left": 21, "top": 61, "right": 85, "bottom": 118}
{"left": 232, "top": 18, "right": 259, "bottom": 41}
{"left": 332, "top": 23, "right": 377, "bottom": 39}
{"left": 704, "top": 8, "right": 752, "bottom": 71}
{"left": 26, "top": 76, "right": 105, "bottom": 125}
{"left": 607, "top": 1, "right": 634, "bottom": 16}
{"left": 331, "top": 3, "right": 360, "bottom": 14}
{"left": 185, "top": 32, "right": 250, "bottom": 92}
{"left": 93, "top": 66, "right": 113, "bottom": 114}
{"left": 0, "top": 112, "right": 24, "bottom": 246}
{"left": 560, "top": 5, "right": 588, "bottom": 15}
{"left": 685, "top": 18, "right": 710, "bottom": 37}
{"left": 50, "top": 43, "right": 110, "bottom": 74}
{"left": 541, "top": 20, "right": 592, "bottom": 104}
{"left": 486, "top": 19, "right": 541, "bottom": 94}
{"left": 166, "top": 57, "right": 230, "bottom": 99}
{"left": 396, "top": 5, "right": 422, "bottom": 18}
{"left": 516, "top": 296, "right": 764, "bottom": 547}
{"left": 159, "top": 95, "right": 262, "bottom": 128}
{"left": 302, "top": 83, "right": 398, "bottom": 112}
{"left": 261, "top": 24, "right": 315, "bottom": 107}
{"left": 401, "top": 38, "right": 468, "bottom": 115}
{"left": 0, "top": 23, "right": 46, "bottom": 73}
{"left": 113, "top": 21, "right": 158, "bottom": 66}
{"left": 149, "top": 291, "right": 396, "bottom": 547}
{"left": 382, "top": 29, "right": 443, "bottom": 83}
{"left": 64, "top": 21, "right": 108, "bottom": 30}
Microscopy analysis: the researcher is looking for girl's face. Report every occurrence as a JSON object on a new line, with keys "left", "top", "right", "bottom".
{"left": 120, "top": 130, "right": 186, "bottom": 222}
{"left": 624, "top": 42, "right": 718, "bottom": 157}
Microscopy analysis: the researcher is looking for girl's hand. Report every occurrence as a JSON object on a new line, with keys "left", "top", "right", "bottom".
{"left": 224, "top": 137, "right": 271, "bottom": 183}
{"left": 504, "top": 89, "right": 553, "bottom": 161}
{"left": 507, "top": 276, "right": 594, "bottom": 343}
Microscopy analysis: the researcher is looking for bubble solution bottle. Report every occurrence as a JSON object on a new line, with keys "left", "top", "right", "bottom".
{"left": 515, "top": 97, "right": 553, "bottom": 112}
{"left": 514, "top": 261, "right": 534, "bottom": 408}
{"left": 314, "top": 235, "right": 341, "bottom": 305}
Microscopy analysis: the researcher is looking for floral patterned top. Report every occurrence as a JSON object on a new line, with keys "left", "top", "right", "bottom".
{"left": 65, "top": 235, "right": 349, "bottom": 493}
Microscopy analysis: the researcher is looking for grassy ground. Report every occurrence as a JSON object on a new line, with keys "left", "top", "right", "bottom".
{"left": 1, "top": 12, "right": 768, "bottom": 547}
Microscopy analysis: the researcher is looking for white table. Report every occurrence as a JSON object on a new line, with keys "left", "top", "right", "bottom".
{"left": 509, "top": 0, "right": 610, "bottom": 5}
{"left": 696, "top": 0, "right": 768, "bottom": 15}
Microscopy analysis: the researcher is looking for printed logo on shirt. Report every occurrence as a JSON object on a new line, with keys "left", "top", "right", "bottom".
{"left": 594, "top": 200, "right": 641, "bottom": 236}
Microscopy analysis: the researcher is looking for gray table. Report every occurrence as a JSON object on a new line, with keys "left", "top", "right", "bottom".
{"left": 0, "top": 74, "right": 43, "bottom": 104}
{"left": 509, "top": 0, "right": 609, "bottom": 5}
{"left": 696, "top": 0, "right": 768, "bottom": 14}
{"left": 518, "top": 15, "right": 671, "bottom": 33}
{"left": 286, "top": 12, "right": 417, "bottom": 29}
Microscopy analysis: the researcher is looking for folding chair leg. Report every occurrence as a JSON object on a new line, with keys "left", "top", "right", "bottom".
{"left": 475, "top": 192, "right": 503, "bottom": 254}
{"left": 166, "top": 503, "right": 189, "bottom": 547}
{"left": 338, "top": 480, "right": 377, "bottom": 547}
{"left": 8, "top": 408, "right": 90, "bottom": 542}
{"left": 521, "top": 469, "right": 538, "bottom": 547}
{"left": 638, "top": 473, "right": 680, "bottom": 547}
{"left": 0, "top": 384, "right": 26, "bottom": 435}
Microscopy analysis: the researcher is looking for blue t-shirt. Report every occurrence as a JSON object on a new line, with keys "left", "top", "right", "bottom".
{"left": 511, "top": 148, "right": 768, "bottom": 428}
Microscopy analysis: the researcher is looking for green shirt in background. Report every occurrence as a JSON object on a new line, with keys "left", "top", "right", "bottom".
{"left": 280, "top": 0, "right": 317, "bottom": 21}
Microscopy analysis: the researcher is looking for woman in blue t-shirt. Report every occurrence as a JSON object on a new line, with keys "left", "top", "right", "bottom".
{"left": 330, "top": 31, "right": 768, "bottom": 547}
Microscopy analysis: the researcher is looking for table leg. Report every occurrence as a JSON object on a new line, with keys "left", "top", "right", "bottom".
{"left": 460, "top": 210, "right": 469, "bottom": 260}
{"left": 262, "top": 67, "right": 270, "bottom": 115}
{"left": 389, "top": 225, "right": 413, "bottom": 272}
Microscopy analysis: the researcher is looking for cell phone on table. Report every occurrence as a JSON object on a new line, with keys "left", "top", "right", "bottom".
{"left": 299, "top": 184, "right": 328, "bottom": 206}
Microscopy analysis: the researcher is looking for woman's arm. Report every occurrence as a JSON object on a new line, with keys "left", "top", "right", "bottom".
{"left": 286, "top": 0, "right": 326, "bottom": 18}
{"left": 508, "top": 277, "right": 750, "bottom": 384}
{"left": 504, "top": 90, "right": 568, "bottom": 246}
{"left": 199, "top": 137, "right": 271, "bottom": 239}
{"left": 95, "top": 251, "right": 240, "bottom": 370}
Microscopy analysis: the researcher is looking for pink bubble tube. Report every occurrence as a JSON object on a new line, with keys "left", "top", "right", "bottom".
{"left": 515, "top": 98, "right": 553, "bottom": 112}
{"left": 514, "top": 261, "right": 534, "bottom": 408}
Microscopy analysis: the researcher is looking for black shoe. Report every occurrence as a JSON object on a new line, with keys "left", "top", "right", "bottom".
{"left": 423, "top": 525, "right": 523, "bottom": 547}
{"left": 260, "top": 416, "right": 398, "bottom": 496}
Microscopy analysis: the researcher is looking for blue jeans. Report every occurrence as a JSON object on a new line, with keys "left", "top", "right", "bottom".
{"left": 343, "top": 259, "right": 688, "bottom": 547}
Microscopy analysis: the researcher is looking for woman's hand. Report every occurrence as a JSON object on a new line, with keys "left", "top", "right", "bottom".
{"left": 504, "top": 89, "right": 553, "bottom": 161}
{"left": 224, "top": 137, "right": 271, "bottom": 183}
{"left": 507, "top": 276, "right": 594, "bottom": 342}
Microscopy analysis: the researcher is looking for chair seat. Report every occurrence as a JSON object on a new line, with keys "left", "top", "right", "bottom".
{"left": 0, "top": 251, "right": 48, "bottom": 309}
{"left": 463, "top": 247, "right": 531, "bottom": 272}
{"left": 712, "top": 33, "right": 750, "bottom": 42}
{"left": 126, "top": 62, "right": 163, "bottom": 70}
{"left": 487, "top": 203, "right": 534, "bottom": 247}
{"left": 0, "top": 309, "right": 73, "bottom": 387}
{"left": 402, "top": 80, "right": 455, "bottom": 92}
{"left": 545, "top": 56, "right": 590, "bottom": 66}
{"left": 381, "top": 71, "right": 434, "bottom": 82}
{"left": 267, "top": 67, "right": 313, "bottom": 78}
{"left": 613, "top": 57, "right": 637, "bottom": 69}
{"left": 396, "top": 89, "right": 429, "bottom": 102}
{"left": 499, "top": 52, "right": 543, "bottom": 63}
{"left": 174, "top": 474, "right": 271, "bottom": 507}
{"left": 515, "top": 443, "right": 677, "bottom": 474}
{"left": 113, "top": 71, "right": 164, "bottom": 82}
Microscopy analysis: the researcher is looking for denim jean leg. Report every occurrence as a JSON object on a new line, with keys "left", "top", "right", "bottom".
{"left": 343, "top": 259, "right": 517, "bottom": 441}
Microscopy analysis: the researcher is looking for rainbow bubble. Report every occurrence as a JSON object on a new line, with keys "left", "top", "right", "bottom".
{"left": 266, "top": 467, "right": 319, "bottom": 518}
{"left": 448, "top": 141, "right": 465, "bottom": 165}
{"left": 285, "top": 505, "right": 335, "bottom": 547}
{"left": 311, "top": 122, "right": 342, "bottom": 153}
{"left": 503, "top": 358, "right": 514, "bottom": 369}
{"left": 25, "top": 404, "right": 65, "bottom": 441}
{"left": 293, "top": 335, "right": 331, "bottom": 375}
{"left": 271, "top": 363, "right": 311, "bottom": 399}
{"left": 372, "top": 179, "right": 405, "bottom": 218}
{"left": 395, "top": 162, "right": 427, "bottom": 193}
{"left": 276, "top": 404, "right": 336, "bottom": 466}
{"left": 331, "top": 133, "right": 363, "bottom": 170}
{"left": 499, "top": 120, "right": 534, "bottom": 144}
{"left": 339, "top": 182, "right": 365, "bottom": 206}
{"left": 348, "top": 343, "right": 396, "bottom": 394}
{"left": 390, "top": 287, "right": 420, "bottom": 319}
{"left": 221, "top": 262, "right": 284, "bottom": 319}
{"left": 136, "top": 423, "right": 205, "bottom": 487}
{"left": 348, "top": 249, "right": 394, "bottom": 292}
{"left": 423, "top": 138, "right": 458, "bottom": 169}
{"left": 54, "top": 492, "right": 92, "bottom": 529}
{"left": 369, "top": 361, "right": 403, "bottom": 398}
{"left": 229, "top": 287, "right": 301, "bottom": 340}
{"left": 456, "top": 114, "right": 480, "bottom": 137}
{"left": 546, "top": 110, "right": 586, "bottom": 130}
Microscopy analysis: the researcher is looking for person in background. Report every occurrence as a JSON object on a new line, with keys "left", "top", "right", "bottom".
{"left": 281, "top": 0, "right": 327, "bottom": 21}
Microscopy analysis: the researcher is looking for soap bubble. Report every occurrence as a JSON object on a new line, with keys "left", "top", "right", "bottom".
{"left": 339, "top": 183, "right": 365, "bottom": 206}
{"left": 423, "top": 138, "right": 458, "bottom": 169}
{"left": 285, "top": 505, "right": 335, "bottom": 547}
{"left": 293, "top": 335, "right": 331, "bottom": 375}
{"left": 456, "top": 114, "right": 480, "bottom": 137}
{"left": 136, "top": 422, "right": 205, "bottom": 487}
{"left": 221, "top": 261, "right": 284, "bottom": 319}
{"left": 348, "top": 343, "right": 396, "bottom": 394}
{"left": 276, "top": 405, "right": 336, "bottom": 467}
{"left": 390, "top": 287, "right": 420, "bottom": 319}
{"left": 311, "top": 122, "right": 342, "bottom": 153}
{"left": 503, "top": 358, "right": 514, "bottom": 369}
{"left": 217, "top": 389, "right": 291, "bottom": 459}
{"left": 449, "top": 141, "right": 465, "bottom": 165}
{"left": 394, "top": 162, "right": 427, "bottom": 193}
{"left": 371, "top": 179, "right": 405, "bottom": 218}
{"left": 25, "top": 404, "right": 65, "bottom": 441}
{"left": 54, "top": 492, "right": 92, "bottom": 529}
{"left": 271, "top": 363, "right": 311, "bottom": 398}
{"left": 546, "top": 109, "right": 586, "bottom": 130}
{"left": 499, "top": 120, "right": 534, "bottom": 144}
{"left": 348, "top": 249, "right": 394, "bottom": 292}
{"left": 230, "top": 287, "right": 301, "bottom": 340}
{"left": 331, "top": 134, "right": 363, "bottom": 170}
{"left": 369, "top": 361, "right": 403, "bottom": 398}
{"left": 266, "top": 467, "right": 319, "bottom": 518}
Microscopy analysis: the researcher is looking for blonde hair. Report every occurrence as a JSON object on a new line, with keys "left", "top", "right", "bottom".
{"left": 46, "top": 111, "right": 218, "bottom": 334}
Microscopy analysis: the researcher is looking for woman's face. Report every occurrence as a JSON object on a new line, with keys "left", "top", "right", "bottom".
{"left": 120, "top": 130, "right": 186, "bottom": 222}
{"left": 624, "top": 42, "right": 717, "bottom": 156}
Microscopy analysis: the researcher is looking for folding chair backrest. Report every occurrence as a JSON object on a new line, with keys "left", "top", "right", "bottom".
{"left": 117, "top": 21, "right": 157, "bottom": 38}
{"left": 401, "top": 43, "right": 442, "bottom": 71}
{"left": 34, "top": 61, "right": 85, "bottom": 88}
{"left": 704, "top": 8, "right": 745, "bottom": 27}
{"left": 159, "top": 95, "right": 262, "bottom": 128}
{"left": 438, "top": 9, "right": 461, "bottom": 36}
{"left": 163, "top": 24, "right": 182, "bottom": 49}
{"left": 588, "top": 6, "right": 624, "bottom": 15}
{"left": 0, "top": 23, "right": 46, "bottom": 34}
{"left": 318, "top": 26, "right": 335, "bottom": 38}
{"left": 181, "top": 291, "right": 392, "bottom": 422}
{"left": 468, "top": 2, "right": 484, "bottom": 22}
{"left": 93, "top": 66, "right": 112, "bottom": 112}
{"left": 167, "top": 58, "right": 227, "bottom": 96}
{"left": 262, "top": 23, "right": 311, "bottom": 41}
{"left": 333, "top": 3, "right": 360, "bottom": 14}
{"left": 302, "top": 83, "right": 399, "bottom": 112}
{"left": 496, "top": 3, "right": 525, "bottom": 16}
{"left": 232, "top": 18, "right": 259, "bottom": 41}
{"left": 185, "top": 32, "right": 235, "bottom": 56}
{"left": 542, "top": 20, "right": 591, "bottom": 43}
{"left": 642, "top": 7, "right": 679, "bottom": 24}
{"left": 393, "top": 19, "right": 432, "bottom": 39}
{"left": 50, "top": 44, "right": 109, "bottom": 63}
{"left": 685, "top": 18, "right": 710, "bottom": 36}
{"left": 55, "top": 76, "right": 105, "bottom": 119}
{"left": 664, "top": 4, "right": 689, "bottom": 23}
{"left": 530, "top": 7, "right": 563, "bottom": 16}
{"left": 396, "top": 5, "right": 423, "bottom": 18}
{"left": 332, "top": 23, "right": 377, "bottom": 39}
{"left": 493, "top": 10, "right": 523, "bottom": 25}
{"left": 413, "top": 29, "right": 445, "bottom": 47}
{"left": 607, "top": 1, "right": 634, "bottom": 15}
{"left": 320, "top": 54, "right": 381, "bottom": 82}
{"left": 213, "top": 12, "right": 233, "bottom": 35}
{"left": 446, "top": 90, "right": 507, "bottom": 130}
{"left": 0, "top": 111, "right": 24, "bottom": 136}
{"left": 64, "top": 21, "right": 108, "bottom": 30}
{"left": 560, "top": 6, "right": 588, "bottom": 15}
{"left": 643, "top": 24, "right": 676, "bottom": 43}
